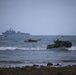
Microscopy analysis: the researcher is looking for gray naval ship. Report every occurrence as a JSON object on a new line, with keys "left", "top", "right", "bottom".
{"left": 2, "top": 28, "right": 30, "bottom": 36}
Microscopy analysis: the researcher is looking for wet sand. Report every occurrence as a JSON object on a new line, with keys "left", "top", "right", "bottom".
{"left": 0, "top": 64, "right": 76, "bottom": 75}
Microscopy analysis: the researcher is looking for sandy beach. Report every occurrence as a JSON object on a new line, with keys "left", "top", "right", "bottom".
{"left": 0, "top": 64, "right": 76, "bottom": 75}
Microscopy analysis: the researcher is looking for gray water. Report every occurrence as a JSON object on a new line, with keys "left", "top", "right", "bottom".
{"left": 0, "top": 35, "right": 76, "bottom": 67}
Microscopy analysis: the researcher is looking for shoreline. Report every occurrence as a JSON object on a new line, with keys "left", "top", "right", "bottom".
{"left": 0, "top": 63, "right": 76, "bottom": 75}
{"left": 0, "top": 62, "right": 76, "bottom": 68}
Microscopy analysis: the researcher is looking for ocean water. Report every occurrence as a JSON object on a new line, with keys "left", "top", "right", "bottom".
{"left": 0, "top": 35, "right": 76, "bottom": 67}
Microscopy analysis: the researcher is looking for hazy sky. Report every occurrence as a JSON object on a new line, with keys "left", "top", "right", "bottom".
{"left": 0, "top": 0, "right": 76, "bottom": 35}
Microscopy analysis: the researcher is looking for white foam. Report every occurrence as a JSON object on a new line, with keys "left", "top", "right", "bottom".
{"left": 0, "top": 47, "right": 17, "bottom": 50}
{"left": 16, "top": 47, "right": 46, "bottom": 50}
{"left": 67, "top": 46, "right": 76, "bottom": 51}
{"left": 0, "top": 47, "right": 46, "bottom": 50}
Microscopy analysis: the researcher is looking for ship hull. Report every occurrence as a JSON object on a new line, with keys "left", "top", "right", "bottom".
{"left": 2, "top": 33, "right": 30, "bottom": 36}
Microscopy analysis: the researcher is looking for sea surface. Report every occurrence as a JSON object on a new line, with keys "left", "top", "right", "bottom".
{"left": 0, "top": 35, "right": 76, "bottom": 67}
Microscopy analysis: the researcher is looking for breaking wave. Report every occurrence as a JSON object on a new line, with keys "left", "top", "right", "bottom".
{"left": 0, "top": 47, "right": 46, "bottom": 51}
{"left": 0, "top": 46, "right": 76, "bottom": 51}
{"left": 0, "top": 60, "right": 23, "bottom": 64}
{"left": 67, "top": 46, "right": 76, "bottom": 51}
